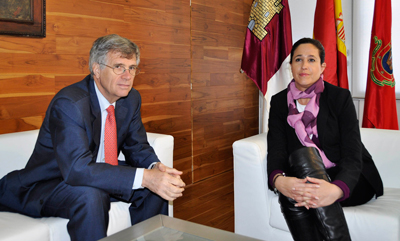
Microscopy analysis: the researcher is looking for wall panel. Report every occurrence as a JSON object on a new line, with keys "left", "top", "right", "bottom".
{"left": 178, "top": 0, "right": 258, "bottom": 231}
{"left": 0, "top": 0, "right": 258, "bottom": 233}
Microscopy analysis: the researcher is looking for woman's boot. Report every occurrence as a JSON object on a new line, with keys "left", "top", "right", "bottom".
{"left": 279, "top": 192, "right": 324, "bottom": 241}
{"left": 285, "top": 147, "right": 351, "bottom": 241}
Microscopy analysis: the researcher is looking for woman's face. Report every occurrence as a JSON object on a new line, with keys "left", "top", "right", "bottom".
{"left": 290, "top": 43, "right": 326, "bottom": 91}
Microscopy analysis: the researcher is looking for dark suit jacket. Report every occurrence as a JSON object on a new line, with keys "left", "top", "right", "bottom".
{"left": 267, "top": 81, "right": 383, "bottom": 197}
{"left": 0, "top": 75, "right": 159, "bottom": 217}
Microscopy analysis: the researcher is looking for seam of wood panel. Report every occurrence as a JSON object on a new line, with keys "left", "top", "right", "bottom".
{"left": 0, "top": 93, "right": 55, "bottom": 98}
{"left": 190, "top": 1, "right": 194, "bottom": 185}
{"left": 46, "top": 12, "right": 125, "bottom": 22}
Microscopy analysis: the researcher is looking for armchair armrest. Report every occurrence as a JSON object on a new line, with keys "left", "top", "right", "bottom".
{"left": 118, "top": 132, "right": 174, "bottom": 217}
{"left": 146, "top": 132, "right": 174, "bottom": 216}
{"left": 233, "top": 133, "right": 271, "bottom": 239}
{"left": 360, "top": 128, "right": 400, "bottom": 188}
{"left": 117, "top": 132, "right": 174, "bottom": 169}
{"left": 146, "top": 132, "right": 174, "bottom": 169}
{"left": 0, "top": 130, "right": 39, "bottom": 179}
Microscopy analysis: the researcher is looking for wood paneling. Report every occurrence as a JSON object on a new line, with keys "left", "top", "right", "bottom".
{"left": 172, "top": 0, "right": 258, "bottom": 231}
{"left": 0, "top": 0, "right": 258, "bottom": 233}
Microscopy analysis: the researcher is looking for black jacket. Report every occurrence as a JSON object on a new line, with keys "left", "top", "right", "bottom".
{"left": 267, "top": 81, "right": 383, "bottom": 197}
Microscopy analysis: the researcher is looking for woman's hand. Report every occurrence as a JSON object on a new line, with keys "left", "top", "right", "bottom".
{"left": 302, "top": 177, "right": 343, "bottom": 208}
{"left": 275, "top": 176, "right": 343, "bottom": 209}
{"left": 274, "top": 175, "right": 320, "bottom": 209}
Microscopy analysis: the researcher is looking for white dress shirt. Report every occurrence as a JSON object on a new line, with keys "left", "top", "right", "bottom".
{"left": 94, "top": 81, "right": 144, "bottom": 189}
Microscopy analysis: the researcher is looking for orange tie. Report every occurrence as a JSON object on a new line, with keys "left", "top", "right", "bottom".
{"left": 104, "top": 105, "right": 118, "bottom": 165}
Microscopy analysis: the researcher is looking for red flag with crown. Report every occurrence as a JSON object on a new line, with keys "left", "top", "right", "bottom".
{"left": 241, "top": 0, "right": 292, "bottom": 96}
{"left": 362, "top": 0, "right": 398, "bottom": 130}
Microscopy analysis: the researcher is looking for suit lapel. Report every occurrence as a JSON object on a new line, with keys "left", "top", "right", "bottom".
{"left": 88, "top": 77, "right": 101, "bottom": 151}
{"left": 115, "top": 99, "right": 128, "bottom": 146}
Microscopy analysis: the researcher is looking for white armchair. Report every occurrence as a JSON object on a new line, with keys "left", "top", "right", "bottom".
{"left": 233, "top": 128, "right": 400, "bottom": 241}
{"left": 0, "top": 129, "right": 174, "bottom": 241}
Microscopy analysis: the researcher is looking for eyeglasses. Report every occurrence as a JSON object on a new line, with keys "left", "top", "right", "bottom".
{"left": 100, "top": 63, "right": 140, "bottom": 76}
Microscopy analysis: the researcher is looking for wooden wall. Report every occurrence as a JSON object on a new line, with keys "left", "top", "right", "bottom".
{"left": 0, "top": 0, "right": 258, "bottom": 232}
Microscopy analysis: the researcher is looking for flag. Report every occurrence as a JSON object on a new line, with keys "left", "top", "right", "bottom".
{"left": 241, "top": 0, "right": 292, "bottom": 96}
{"left": 362, "top": 0, "right": 398, "bottom": 130}
{"left": 313, "top": 0, "right": 349, "bottom": 89}
{"left": 240, "top": 0, "right": 292, "bottom": 132}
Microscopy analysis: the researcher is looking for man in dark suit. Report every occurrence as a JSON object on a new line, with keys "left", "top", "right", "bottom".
{"left": 0, "top": 34, "right": 185, "bottom": 241}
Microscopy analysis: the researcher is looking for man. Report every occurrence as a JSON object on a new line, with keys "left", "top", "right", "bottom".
{"left": 0, "top": 34, "right": 185, "bottom": 241}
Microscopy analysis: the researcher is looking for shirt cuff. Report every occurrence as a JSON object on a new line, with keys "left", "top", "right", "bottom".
{"left": 269, "top": 170, "right": 284, "bottom": 188}
{"left": 132, "top": 168, "right": 144, "bottom": 190}
{"left": 149, "top": 162, "right": 158, "bottom": 169}
{"left": 132, "top": 162, "right": 159, "bottom": 190}
{"left": 331, "top": 180, "right": 350, "bottom": 202}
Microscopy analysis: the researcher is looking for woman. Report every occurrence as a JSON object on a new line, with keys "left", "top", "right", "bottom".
{"left": 267, "top": 38, "right": 383, "bottom": 241}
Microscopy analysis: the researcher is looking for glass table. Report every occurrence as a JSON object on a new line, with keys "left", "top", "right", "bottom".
{"left": 99, "top": 214, "right": 262, "bottom": 241}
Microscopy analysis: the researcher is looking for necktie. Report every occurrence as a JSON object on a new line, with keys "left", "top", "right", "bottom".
{"left": 105, "top": 105, "right": 118, "bottom": 165}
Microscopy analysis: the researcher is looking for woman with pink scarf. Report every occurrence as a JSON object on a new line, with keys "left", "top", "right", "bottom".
{"left": 267, "top": 38, "right": 383, "bottom": 241}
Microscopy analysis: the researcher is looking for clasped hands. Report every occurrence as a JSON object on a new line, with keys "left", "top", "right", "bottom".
{"left": 142, "top": 162, "right": 185, "bottom": 201}
{"left": 274, "top": 176, "right": 343, "bottom": 209}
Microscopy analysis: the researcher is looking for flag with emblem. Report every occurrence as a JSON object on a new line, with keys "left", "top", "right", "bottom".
{"left": 240, "top": 0, "right": 292, "bottom": 131}
{"left": 241, "top": 0, "right": 292, "bottom": 96}
{"left": 313, "top": 0, "right": 349, "bottom": 89}
{"left": 362, "top": 0, "right": 398, "bottom": 130}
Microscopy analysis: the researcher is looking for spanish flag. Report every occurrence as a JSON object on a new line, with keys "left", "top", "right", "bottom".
{"left": 313, "top": 0, "right": 349, "bottom": 89}
{"left": 362, "top": 0, "right": 398, "bottom": 130}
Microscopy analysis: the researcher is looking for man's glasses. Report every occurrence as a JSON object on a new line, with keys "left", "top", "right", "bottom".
{"left": 100, "top": 63, "right": 140, "bottom": 76}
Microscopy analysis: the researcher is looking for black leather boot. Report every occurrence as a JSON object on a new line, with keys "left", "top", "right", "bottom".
{"left": 279, "top": 193, "right": 324, "bottom": 241}
{"left": 283, "top": 147, "right": 351, "bottom": 241}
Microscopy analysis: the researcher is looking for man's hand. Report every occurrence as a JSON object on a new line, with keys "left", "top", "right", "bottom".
{"left": 142, "top": 163, "right": 185, "bottom": 201}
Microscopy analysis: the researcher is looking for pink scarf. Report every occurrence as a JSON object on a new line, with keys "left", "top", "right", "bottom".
{"left": 286, "top": 78, "right": 335, "bottom": 168}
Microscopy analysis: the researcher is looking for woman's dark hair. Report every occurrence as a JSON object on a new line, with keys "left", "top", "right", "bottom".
{"left": 289, "top": 38, "right": 325, "bottom": 64}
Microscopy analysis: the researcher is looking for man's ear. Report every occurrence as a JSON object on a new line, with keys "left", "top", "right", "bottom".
{"left": 92, "top": 63, "right": 101, "bottom": 78}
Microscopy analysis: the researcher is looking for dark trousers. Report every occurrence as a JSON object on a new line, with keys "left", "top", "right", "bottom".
{"left": 327, "top": 167, "right": 375, "bottom": 207}
{"left": 41, "top": 182, "right": 167, "bottom": 241}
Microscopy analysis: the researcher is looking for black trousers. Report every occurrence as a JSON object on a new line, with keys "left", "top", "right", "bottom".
{"left": 327, "top": 167, "right": 375, "bottom": 207}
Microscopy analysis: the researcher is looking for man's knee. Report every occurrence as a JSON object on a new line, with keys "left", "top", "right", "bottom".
{"left": 73, "top": 186, "right": 110, "bottom": 212}
{"left": 53, "top": 186, "right": 111, "bottom": 241}
{"left": 42, "top": 184, "right": 111, "bottom": 224}
{"left": 129, "top": 190, "right": 168, "bottom": 225}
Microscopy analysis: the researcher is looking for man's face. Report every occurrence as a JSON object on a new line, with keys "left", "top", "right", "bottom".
{"left": 93, "top": 51, "right": 137, "bottom": 103}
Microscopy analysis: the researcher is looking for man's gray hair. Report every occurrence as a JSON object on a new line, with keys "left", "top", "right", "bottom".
{"left": 89, "top": 34, "right": 140, "bottom": 75}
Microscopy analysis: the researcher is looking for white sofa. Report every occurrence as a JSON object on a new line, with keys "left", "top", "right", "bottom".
{"left": 233, "top": 128, "right": 400, "bottom": 241}
{"left": 0, "top": 129, "right": 174, "bottom": 241}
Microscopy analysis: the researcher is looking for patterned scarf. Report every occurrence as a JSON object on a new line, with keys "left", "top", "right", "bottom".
{"left": 286, "top": 77, "right": 335, "bottom": 168}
